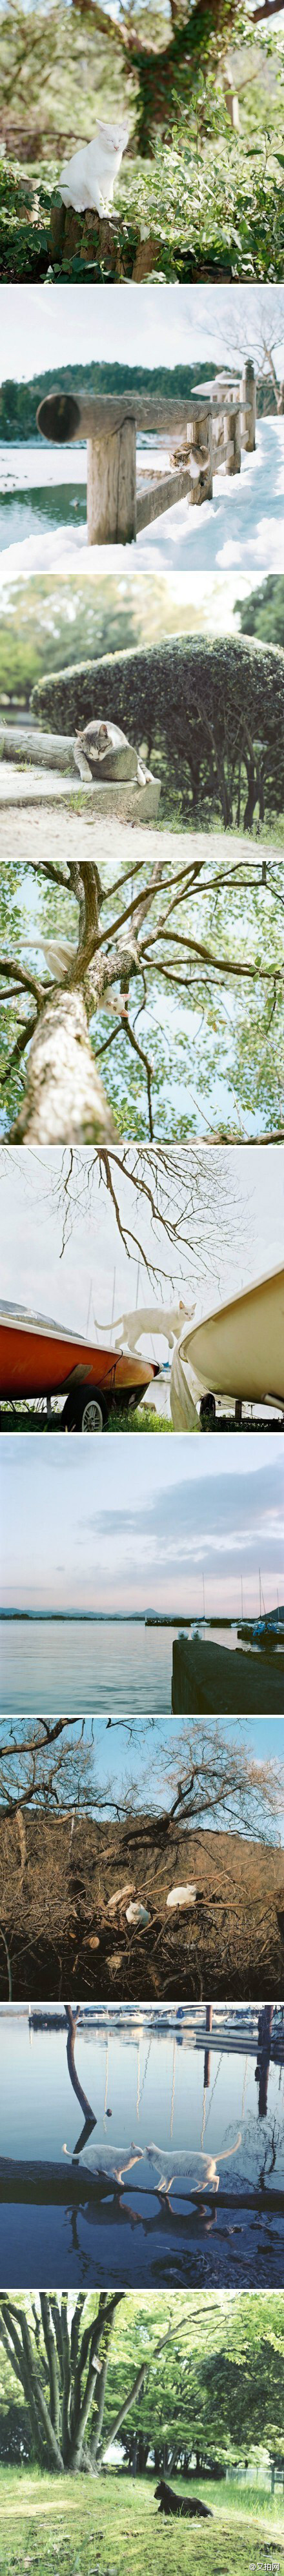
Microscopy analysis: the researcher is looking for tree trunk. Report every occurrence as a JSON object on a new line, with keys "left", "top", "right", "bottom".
{"left": 65, "top": 2005, "right": 97, "bottom": 2124}
{"left": 10, "top": 986, "right": 116, "bottom": 1145}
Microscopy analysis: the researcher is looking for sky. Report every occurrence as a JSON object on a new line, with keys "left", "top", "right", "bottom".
{"left": 1, "top": 285, "right": 284, "bottom": 391}
{"left": 1, "top": 1433, "right": 283, "bottom": 1614}
{"left": 0, "top": 1146, "right": 283, "bottom": 1357}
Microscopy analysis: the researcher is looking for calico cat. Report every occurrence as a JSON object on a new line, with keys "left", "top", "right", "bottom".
{"left": 59, "top": 121, "right": 129, "bottom": 218}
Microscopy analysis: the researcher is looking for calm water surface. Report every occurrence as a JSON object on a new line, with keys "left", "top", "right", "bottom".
{"left": 0, "top": 1619, "right": 271, "bottom": 1715}
{"left": 1, "top": 2010, "right": 283, "bottom": 2289}
{"left": 0, "top": 1619, "right": 175, "bottom": 1711}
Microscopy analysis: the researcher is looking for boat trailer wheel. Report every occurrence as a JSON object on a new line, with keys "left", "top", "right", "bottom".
{"left": 63, "top": 1392, "right": 107, "bottom": 1433}
{"left": 81, "top": 1396, "right": 105, "bottom": 1433}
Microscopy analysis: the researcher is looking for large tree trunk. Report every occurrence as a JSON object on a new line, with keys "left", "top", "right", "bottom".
{"left": 10, "top": 986, "right": 115, "bottom": 1144}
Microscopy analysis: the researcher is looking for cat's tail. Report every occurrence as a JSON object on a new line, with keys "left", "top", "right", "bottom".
{"left": 218, "top": 2130, "right": 242, "bottom": 2162}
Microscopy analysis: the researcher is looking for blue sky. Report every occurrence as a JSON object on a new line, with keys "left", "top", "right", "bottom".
{"left": 1, "top": 1433, "right": 283, "bottom": 1613}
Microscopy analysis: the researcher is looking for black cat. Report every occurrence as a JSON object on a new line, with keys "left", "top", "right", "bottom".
{"left": 155, "top": 2479, "right": 213, "bottom": 2519}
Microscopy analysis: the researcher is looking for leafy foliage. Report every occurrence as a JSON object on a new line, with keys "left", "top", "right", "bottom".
{"left": 0, "top": 855, "right": 283, "bottom": 1140}
{"left": 31, "top": 633, "right": 284, "bottom": 831}
{"left": 0, "top": 2290, "right": 283, "bottom": 2482}
{"left": 1, "top": 6, "right": 284, "bottom": 277}
{"left": 236, "top": 577, "right": 284, "bottom": 646}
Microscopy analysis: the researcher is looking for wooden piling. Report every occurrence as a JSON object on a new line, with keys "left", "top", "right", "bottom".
{"left": 86, "top": 415, "right": 137, "bottom": 546}
{"left": 186, "top": 409, "right": 213, "bottom": 505}
{"left": 222, "top": 404, "right": 241, "bottom": 476}
{"left": 241, "top": 360, "right": 256, "bottom": 452}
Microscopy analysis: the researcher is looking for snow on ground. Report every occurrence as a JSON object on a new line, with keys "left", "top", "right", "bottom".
{"left": 1, "top": 421, "right": 284, "bottom": 581}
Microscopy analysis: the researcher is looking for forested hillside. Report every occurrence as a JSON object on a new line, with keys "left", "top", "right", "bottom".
{"left": 1, "top": 363, "right": 219, "bottom": 441}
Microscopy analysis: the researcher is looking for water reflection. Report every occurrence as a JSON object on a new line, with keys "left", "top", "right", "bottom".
{"left": 0, "top": 2005, "right": 283, "bottom": 2288}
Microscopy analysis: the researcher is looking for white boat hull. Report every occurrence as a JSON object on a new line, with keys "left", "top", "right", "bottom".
{"left": 179, "top": 1262, "right": 284, "bottom": 1408}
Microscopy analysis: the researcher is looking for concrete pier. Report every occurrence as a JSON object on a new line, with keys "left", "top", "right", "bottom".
{"left": 172, "top": 1633, "right": 284, "bottom": 1714}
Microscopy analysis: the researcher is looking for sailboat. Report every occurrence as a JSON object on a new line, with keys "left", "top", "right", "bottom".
{"left": 176, "top": 1255, "right": 284, "bottom": 1417}
{"left": 0, "top": 1299, "right": 159, "bottom": 1432}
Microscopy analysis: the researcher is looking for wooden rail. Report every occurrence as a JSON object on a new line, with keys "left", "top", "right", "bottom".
{"left": 36, "top": 362, "right": 256, "bottom": 546}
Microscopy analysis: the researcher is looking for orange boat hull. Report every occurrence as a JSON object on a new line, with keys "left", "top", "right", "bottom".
{"left": 0, "top": 1315, "right": 157, "bottom": 1403}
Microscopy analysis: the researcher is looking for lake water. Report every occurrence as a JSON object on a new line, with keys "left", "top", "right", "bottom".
{"left": 0, "top": 447, "right": 86, "bottom": 550}
{"left": 0, "top": 1617, "right": 278, "bottom": 1715}
{"left": 1, "top": 2006, "right": 283, "bottom": 2289}
{"left": 1, "top": 421, "right": 283, "bottom": 577}
{"left": 0, "top": 1618, "right": 174, "bottom": 1712}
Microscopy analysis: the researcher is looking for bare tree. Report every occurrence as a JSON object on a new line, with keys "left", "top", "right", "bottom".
{"left": 14, "top": 1140, "right": 239, "bottom": 1289}
{"left": 207, "top": 290, "right": 284, "bottom": 410}
{"left": 1, "top": 855, "right": 283, "bottom": 1144}
{"left": 0, "top": 1717, "right": 96, "bottom": 1815}
{"left": 125, "top": 1718, "right": 284, "bottom": 1846}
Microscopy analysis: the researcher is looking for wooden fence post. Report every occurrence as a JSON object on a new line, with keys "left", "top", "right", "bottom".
{"left": 186, "top": 408, "right": 213, "bottom": 504}
{"left": 86, "top": 415, "right": 137, "bottom": 544}
{"left": 222, "top": 403, "right": 241, "bottom": 475}
{"left": 241, "top": 360, "right": 256, "bottom": 452}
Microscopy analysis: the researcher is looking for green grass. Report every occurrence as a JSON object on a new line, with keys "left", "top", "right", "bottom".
{"left": 108, "top": 1406, "right": 172, "bottom": 1433}
{"left": 0, "top": 2471, "right": 283, "bottom": 2575}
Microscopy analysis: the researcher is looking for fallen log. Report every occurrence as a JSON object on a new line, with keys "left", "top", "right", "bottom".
{"left": 0, "top": 726, "right": 76, "bottom": 771}
{"left": 0, "top": 2158, "right": 283, "bottom": 2213}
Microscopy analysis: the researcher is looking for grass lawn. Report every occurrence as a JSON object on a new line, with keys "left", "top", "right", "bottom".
{"left": 107, "top": 1407, "right": 172, "bottom": 1433}
{"left": 0, "top": 2472, "right": 283, "bottom": 2575}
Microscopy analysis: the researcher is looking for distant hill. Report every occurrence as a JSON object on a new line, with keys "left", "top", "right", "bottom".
{"left": 0, "top": 361, "right": 219, "bottom": 444}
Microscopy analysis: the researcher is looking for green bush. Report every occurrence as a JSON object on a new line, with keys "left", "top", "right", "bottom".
{"left": 117, "top": 123, "right": 284, "bottom": 282}
{"left": 31, "top": 633, "right": 284, "bottom": 829}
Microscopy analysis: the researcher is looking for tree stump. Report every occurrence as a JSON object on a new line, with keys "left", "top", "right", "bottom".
{"left": 48, "top": 202, "right": 159, "bottom": 281}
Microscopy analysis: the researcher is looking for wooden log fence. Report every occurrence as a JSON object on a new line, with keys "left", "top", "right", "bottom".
{"left": 36, "top": 362, "right": 256, "bottom": 545}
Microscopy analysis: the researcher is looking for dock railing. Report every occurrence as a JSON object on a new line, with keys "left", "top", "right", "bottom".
{"left": 36, "top": 359, "right": 256, "bottom": 546}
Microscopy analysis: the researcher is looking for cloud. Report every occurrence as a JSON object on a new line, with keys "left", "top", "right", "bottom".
{"left": 79, "top": 1454, "right": 284, "bottom": 1579}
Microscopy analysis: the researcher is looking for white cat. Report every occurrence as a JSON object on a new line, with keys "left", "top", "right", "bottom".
{"left": 63, "top": 2142, "right": 143, "bottom": 2187}
{"left": 59, "top": 122, "right": 129, "bottom": 219}
{"left": 108, "top": 1300, "right": 196, "bottom": 1353}
{"left": 143, "top": 2135, "right": 242, "bottom": 2203}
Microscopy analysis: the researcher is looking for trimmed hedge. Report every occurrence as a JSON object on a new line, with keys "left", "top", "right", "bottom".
{"left": 31, "top": 633, "right": 284, "bottom": 823}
